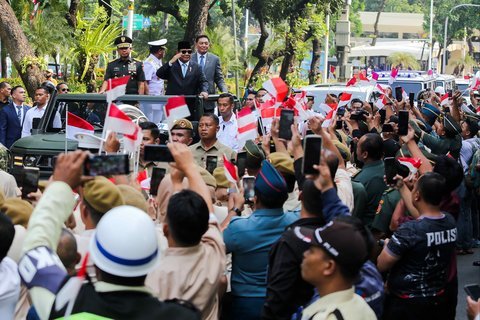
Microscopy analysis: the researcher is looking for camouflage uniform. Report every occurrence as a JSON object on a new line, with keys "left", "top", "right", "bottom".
{"left": 0, "top": 143, "right": 10, "bottom": 172}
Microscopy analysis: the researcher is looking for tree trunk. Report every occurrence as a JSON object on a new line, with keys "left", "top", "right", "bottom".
{"left": 279, "top": 17, "right": 296, "bottom": 80}
{"left": 309, "top": 37, "right": 321, "bottom": 84}
{"left": 371, "top": 0, "right": 387, "bottom": 46}
{"left": 467, "top": 37, "right": 474, "bottom": 57}
{"left": 66, "top": 0, "right": 80, "bottom": 29}
{"left": 1, "top": 40, "right": 7, "bottom": 78}
{"left": 0, "top": 0, "right": 44, "bottom": 98}
{"left": 184, "top": 0, "right": 210, "bottom": 44}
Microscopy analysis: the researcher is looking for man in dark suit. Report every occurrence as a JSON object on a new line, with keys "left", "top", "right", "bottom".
{"left": 157, "top": 41, "right": 209, "bottom": 119}
{"left": 0, "top": 85, "right": 30, "bottom": 148}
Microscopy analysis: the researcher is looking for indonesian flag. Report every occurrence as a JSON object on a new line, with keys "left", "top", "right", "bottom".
{"left": 375, "top": 95, "right": 388, "bottom": 110}
{"left": 256, "top": 96, "right": 277, "bottom": 110}
{"left": 338, "top": 92, "right": 353, "bottom": 108}
{"left": 66, "top": 112, "right": 94, "bottom": 140}
{"left": 260, "top": 107, "right": 282, "bottom": 131}
{"left": 440, "top": 93, "right": 450, "bottom": 106}
{"left": 165, "top": 96, "right": 191, "bottom": 124}
{"left": 370, "top": 72, "right": 379, "bottom": 85}
{"left": 106, "top": 75, "right": 130, "bottom": 103}
{"left": 397, "top": 157, "right": 422, "bottom": 175}
{"left": 322, "top": 108, "right": 337, "bottom": 128}
{"left": 123, "top": 126, "right": 143, "bottom": 153}
{"left": 223, "top": 155, "right": 238, "bottom": 183}
{"left": 289, "top": 96, "right": 312, "bottom": 121}
{"left": 346, "top": 77, "right": 357, "bottom": 87}
{"left": 136, "top": 170, "right": 150, "bottom": 190}
{"left": 54, "top": 253, "right": 89, "bottom": 317}
{"left": 358, "top": 72, "right": 370, "bottom": 86}
{"left": 469, "top": 76, "right": 480, "bottom": 91}
{"left": 329, "top": 65, "right": 336, "bottom": 79}
{"left": 237, "top": 107, "right": 257, "bottom": 142}
{"left": 104, "top": 103, "right": 138, "bottom": 135}
{"left": 374, "top": 84, "right": 387, "bottom": 94}
{"left": 317, "top": 103, "right": 334, "bottom": 115}
{"left": 427, "top": 69, "right": 434, "bottom": 77}
{"left": 263, "top": 78, "right": 289, "bottom": 102}
{"left": 389, "top": 67, "right": 398, "bottom": 85}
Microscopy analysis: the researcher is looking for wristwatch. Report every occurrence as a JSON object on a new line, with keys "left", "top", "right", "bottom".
{"left": 227, "top": 188, "right": 237, "bottom": 194}
{"left": 230, "top": 207, "right": 242, "bottom": 216}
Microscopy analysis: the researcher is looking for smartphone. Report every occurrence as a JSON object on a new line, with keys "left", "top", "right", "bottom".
{"left": 336, "top": 107, "right": 346, "bottom": 117}
{"left": 382, "top": 124, "right": 394, "bottom": 133}
{"left": 395, "top": 87, "right": 403, "bottom": 102}
{"left": 206, "top": 155, "right": 218, "bottom": 174}
{"left": 384, "top": 157, "right": 397, "bottom": 185}
{"left": 150, "top": 167, "right": 166, "bottom": 196}
{"left": 257, "top": 117, "right": 265, "bottom": 136}
{"left": 302, "top": 135, "right": 322, "bottom": 175}
{"left": 336, "top": 120, "right": 343, "bottom": 130}
{"left": 143, "top": 144, "right": 174, "bottom": 162}
{"left": 278, "top": 109, "right": 294, "bottom": 140}
{"left": 83, "top": 154, "right": 130, "bottom": 176}
{"left": 242, "top": 176, "right": 256, "bottom": 204}
{"left": 22, "top": 167, "right": 39, "bottom": 199}
{"left": 236, "top": 151, "right": 247, "bottom": 178}
{"left": 409, "top": 92, "right": 415, "bottom": 108}
{"left": 465, "top": 284, "right": 480, "bottom": 301}
{"left": 379, "top": 109, "right": 386, "bottom": 124}
{"left": 397, "top": 110, "right": 409, "bottom": 136}
{"left": 447, "top": 89, "right": 453, "bottom": 98}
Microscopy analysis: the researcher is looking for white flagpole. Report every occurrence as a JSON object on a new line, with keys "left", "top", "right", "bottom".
{"left": 64, "top": 105, "right": 68, "bottom": 154}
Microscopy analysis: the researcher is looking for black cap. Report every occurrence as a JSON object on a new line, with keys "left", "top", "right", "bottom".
{"left": 114, "top": 36, "right": 133, "bottom": 48}
{"left": 177, "top": 41, "right": 192, "bottom": 51}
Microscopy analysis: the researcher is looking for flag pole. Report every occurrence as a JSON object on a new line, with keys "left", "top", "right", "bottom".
{"left": 99, "top": 102, "right": 113, "bottom": 154}
{"left": 64, "top": 106, "right": 68, "bottom": 154}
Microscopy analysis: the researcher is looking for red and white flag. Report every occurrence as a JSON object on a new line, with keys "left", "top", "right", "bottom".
{"left": 370, "top": 72, "right": 379, "bottom": 85}
{"left": 358, "top": 72, "right": 370, "bottom": 86}
{"left": 389, "top": 67, "right": 398, "bottom": 85}
{"left": 106, "top": 75, "right": 130, "bottom": 103}
{"left": 375, "top": 95, "right": 388, "bottom": 110}
{"left": 427, "top": 69, "right": 434, "bottom": 77}
{"left": 260, "top": 107, "right": 282, "bottom": 131}
{"left": 322, "top": 108, "right": 337, "bottom": 128}
{"left": 469, "top": 76, "right": 480, "bottom": 91}
{"left": 256, "top": 96, "right": 277, "bottom": 110}
{"left": 165, "top": 96, "right": 191, "bottom": 124}
{"left": 66, "top": 112, "right": 94, "bottom": 140}
{"left": 397, "top": 157, "right": 422, "bottom": 175}
{"left": 440, "top": 93, "right": 450, "bottom": 106}
{"left": 223, "top": 155, "right": 238, "bottom": 183}
{"left": 402, "top": 88, "right": 408, "bottom": 101}
{"left": 338, "top": 92, "right": 353, "bottom": 108}
{"left": 263, "top": 77, "right": 289, "bottom": 102}
{"left": 346, "top": 77, "right": 357, "bottom": 87}
{"left": 123, "top": 126, "right": 143, "bottom": 153}
{"left": 374, "top": 83, "right": 387, "bottom": 94}
{"left": 136, "top": 170, "right": 150, "bottom": 190}
{"left": 317, "top": 103, "right": 334, "bottom": 115}
{"left": 237, "top": 107, "right": 257, "bottom": 142}
{"left": 104, "top": 103, "right": 138, "bottom": 135}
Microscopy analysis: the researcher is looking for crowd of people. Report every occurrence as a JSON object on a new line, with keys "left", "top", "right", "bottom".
{"left": 1, "top": 35, "right": 480, "bottom": 320}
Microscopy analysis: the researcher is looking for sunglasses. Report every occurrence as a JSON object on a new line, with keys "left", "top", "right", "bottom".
{"left": 61, "top": 88, "right": 69, "bottom": 92}
{"left": 180, "top": 50, "right": 192, "bottom": 54}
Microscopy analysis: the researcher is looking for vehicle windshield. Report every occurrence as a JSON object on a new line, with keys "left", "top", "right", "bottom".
{"left": 45, "top": 98, "right": 109, "bottom": 133}
{"left": 308, "top": 89, "right": 370, "bottom": 104}
{"left": 457, "top": 83, "right": 469, "bottom": 94}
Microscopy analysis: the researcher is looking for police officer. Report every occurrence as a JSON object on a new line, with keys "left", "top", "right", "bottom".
{"left": 100, "top": 36, "right": 146, "bottom": 95}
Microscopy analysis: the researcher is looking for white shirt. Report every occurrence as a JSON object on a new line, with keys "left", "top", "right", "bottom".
{"left": 460, "top": 137, "right": 480, "bottom": 174}
{"left": 0, "top": 257, "right": 20, "bottom": 320}
{"left": 217, "top": 114, "right": 239, "bottom": 152}
{"left": 143, "top": 54, "right": 164, "bottom": 95}
{"left": 335, "top": 168, "right": 354, "bottom": 212}
{"left": 21, "top": 105, "right": 61, "bottom": 137}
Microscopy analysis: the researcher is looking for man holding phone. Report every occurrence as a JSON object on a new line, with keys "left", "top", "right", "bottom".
{"left": 190, "top": 114, "right": 236, "bottom": 168}
{"left": 139, "top": 121, "right": 161, "bottom": 176}
{"left": 217, "top": 93, "right": 239, "bottom": 151}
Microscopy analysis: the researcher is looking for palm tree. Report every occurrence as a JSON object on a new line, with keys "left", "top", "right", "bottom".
{"left": 387, "top": 52, "right": 420, "bottom": 70}
{"left": 68, "top": 7, "right": 121, "bottom": 86}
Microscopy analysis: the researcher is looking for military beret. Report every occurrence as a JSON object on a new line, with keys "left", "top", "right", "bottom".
{"left": 198, "top": 166, "right": 217, "bottom": 188}
{"left": 1, "top": 198, "right": 33, "bottom": 228}
{"left": 268, "top": 152, "right": 294, "bottom": 175}
{"left": 213, "top": 167, "right": 229, "bottom": 189}
{"left": 114, "top": 36, "right": 133, "bottom": 49}
{"left": 255, "top": 160, "right": 288, "bottom": 197}
{"left": 117, "top": 185, "right": 148, "bottom": 213}
{"left": 245, "top": 140, "right": 265, "bottom": 160}
{"left": 333, "top": 140, "right": 351, "bottom": 162}
{"left": 171, "top": 119, "right": 193, "bottom": 131}
{"left": 421, "top": 103, "right": 441, "bottom": 126}
{"left": 82, "top": 176, "right": 125, "bottom": 213}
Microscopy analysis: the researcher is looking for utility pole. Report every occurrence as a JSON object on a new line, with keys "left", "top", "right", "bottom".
{"left": 322, "top": 8, "right": 330, "bottom": 83}
{"left": 232, "top": 0, "right": 240, "bottom": 97}
{"left": 127, "top": 0, "right": 134, "bottom": 38}
{"left": 428, "top": 0, "right": 433, "bottom": 71}
{"left": 335, "top": 0, "right": 351, "bottom": 82}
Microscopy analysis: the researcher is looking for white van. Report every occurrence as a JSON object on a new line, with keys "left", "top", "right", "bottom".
{"left": 301, "top": 83, "right": 376, "bottom": 111}
{"left": 376, "top": 70, "right": 436, "bottom": 100}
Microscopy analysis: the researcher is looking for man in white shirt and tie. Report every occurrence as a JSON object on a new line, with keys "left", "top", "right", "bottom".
{"left": 22, "top": 86, "right": 61, "bottom": 138}
{"left": 216, "top": 93, "right": 239, "bottom": 152}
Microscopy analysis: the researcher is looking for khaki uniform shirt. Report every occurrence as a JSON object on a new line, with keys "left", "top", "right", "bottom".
{"left": 301, "top": 287, "right": 376, "bottom": 320}
{"left": 146, "top": 219, "right": 226, "bottom": 320}
{"left": 190, "top": 140, "right": 236, "bottom": 168}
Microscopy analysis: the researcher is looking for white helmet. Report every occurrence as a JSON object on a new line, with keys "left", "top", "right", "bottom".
{"left": 89, "top": 205, "right": 160, "bottom": 277}
{"left": 434, "top": 86, "right": 445, "bottom": 95}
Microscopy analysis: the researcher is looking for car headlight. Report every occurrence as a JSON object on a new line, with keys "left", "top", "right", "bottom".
{"left": 23, "top": 155, "right": 37, "bottom": 167}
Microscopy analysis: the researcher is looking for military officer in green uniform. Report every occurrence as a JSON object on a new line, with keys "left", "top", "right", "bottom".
{"left": 100, "top": 36, "right": 146, "bottom": 95}
{"left": 372, "top": 188, "right": 402, "bottom": 238}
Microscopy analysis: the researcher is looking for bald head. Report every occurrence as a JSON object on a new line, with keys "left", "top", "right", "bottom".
{"left": 57, "top": 228, "right": 80, "bottom": 276}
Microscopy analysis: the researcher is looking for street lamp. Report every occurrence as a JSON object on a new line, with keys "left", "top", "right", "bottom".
{"left": 428, "top": 0, "right": 433, "bottom": 71}
{"left": 442, "top": 4, "right": 480, "bottom": 74}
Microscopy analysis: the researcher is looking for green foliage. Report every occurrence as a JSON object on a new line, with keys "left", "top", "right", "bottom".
{"left": 19, "top": 56, "right": 47, "bottom": 73}
{"left": 205, "top": 25, "right": 243, "bottom": 75}
{"left": 365, "top": 0, "right": 422, "bottom": 12}
{"left": 387, "top": 52, "right": 420, "bottom": 69}
{"left": 68, "top": 6, "right": 122, "bottom": 81}
{"left": 350, "top": 0, "right": 365, "bottom": 36}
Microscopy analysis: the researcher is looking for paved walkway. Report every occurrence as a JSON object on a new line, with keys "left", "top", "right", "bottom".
{"left": 457, "top": 248, "right": 480, "bottom": 319}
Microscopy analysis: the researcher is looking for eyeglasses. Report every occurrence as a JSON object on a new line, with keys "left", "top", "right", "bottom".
{"left": 61, "top": 88, "right": 69, "bottom": 92}
{"left": 180, "top": 50, "right": 192, "bottom": 54}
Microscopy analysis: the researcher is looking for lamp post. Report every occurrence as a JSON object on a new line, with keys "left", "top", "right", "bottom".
{"left": 428, "top": 0, "right": 433, "bottom": 71}
{"left": 442, "top": 4, "right": 480, "bottom": 73}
